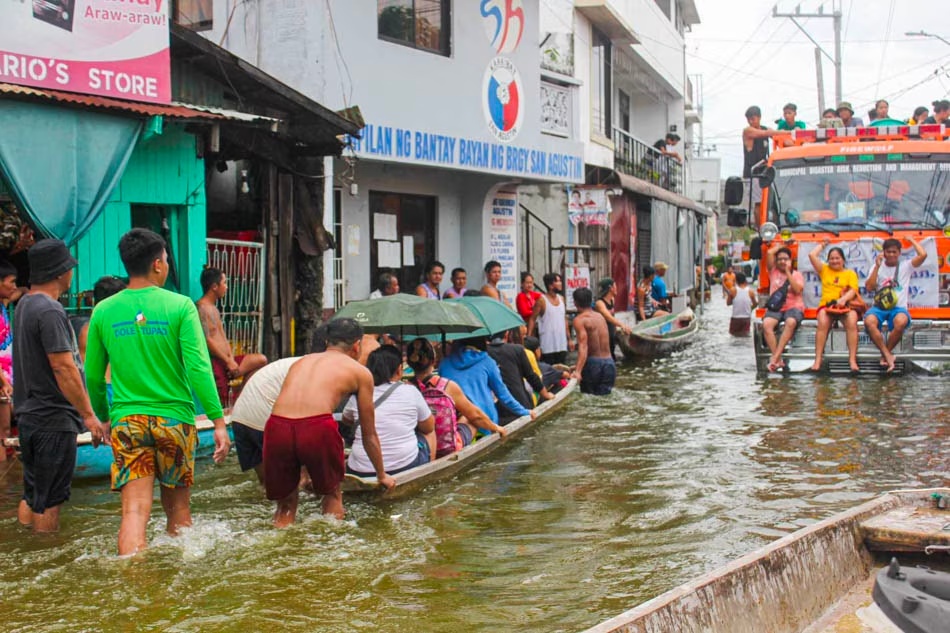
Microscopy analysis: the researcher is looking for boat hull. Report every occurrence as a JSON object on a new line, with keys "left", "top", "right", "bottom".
{"left": 342, "top": 379, "right": 577, "bottom": 500}
{"left": 3, "top": 418, "right": 234, "bottom": 479}
{"left": 584, "top": 488, "right": 950, "bottom": 633}
{"left": 72, "top": 420, "right": 234, "bottom": 479}
{"left": 616, "top": 310, "right": 699, "bottom": 358}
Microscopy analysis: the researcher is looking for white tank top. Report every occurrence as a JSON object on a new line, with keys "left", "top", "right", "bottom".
{"left": 537, "top": 294, "right": 568, "bottom": 353}
{"left": 731, "top": 287, "right": 753, "bottom": 319}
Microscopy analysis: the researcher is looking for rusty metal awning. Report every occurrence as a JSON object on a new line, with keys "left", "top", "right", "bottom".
{"left": 0, "top": 82, "right": 278, "bottom": 124}
{"left": 615, "top": 171, "right": 713, "bottom": 216}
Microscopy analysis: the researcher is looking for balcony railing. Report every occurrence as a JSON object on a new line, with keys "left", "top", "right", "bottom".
{"left": 613, "top": 128, "right": 683, "bottom": 194}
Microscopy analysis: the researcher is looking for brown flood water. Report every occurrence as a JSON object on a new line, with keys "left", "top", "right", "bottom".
{"left": 1, "top": 295, "right": 948, "bottom": 632}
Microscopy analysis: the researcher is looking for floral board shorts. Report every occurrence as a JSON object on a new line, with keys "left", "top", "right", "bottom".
{"left": 111, "top": 415, "right": 197, "bottom": 491}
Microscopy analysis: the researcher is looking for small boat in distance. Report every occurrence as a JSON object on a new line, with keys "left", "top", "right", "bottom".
{"left": 584, "top": 488, "right": 950, "bottom": 633}
{"left": 342, "top": 379, "right": 577, "bottom": 500}
{"left": 616, "top": 308, "right": 699, "bottom": 358}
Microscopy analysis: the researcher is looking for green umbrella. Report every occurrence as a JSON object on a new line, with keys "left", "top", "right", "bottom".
{"left": 442, "top": 295, "right": 525, "bottom": 340}
{"left": 331, "top": 294, "right": 483, "bottom": 337}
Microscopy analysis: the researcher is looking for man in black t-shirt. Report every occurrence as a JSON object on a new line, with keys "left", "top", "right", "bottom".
{"left": 14, "top": 239, "right": 105, "bottom": 533}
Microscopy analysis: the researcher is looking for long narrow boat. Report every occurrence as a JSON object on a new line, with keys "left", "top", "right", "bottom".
{"left": 342, "top": 379, "right": 577, "bottom": 500}
{"left": 584, "top": 488, "right": 950, "bottom": 633}
{"left": 616, "top": 308, "right": 699, "bottom": 358}
{"left": 2, "top": 416, "right": 232, "bottom": 479}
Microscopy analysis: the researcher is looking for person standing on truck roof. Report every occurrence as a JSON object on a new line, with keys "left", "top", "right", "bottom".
{"left": 836, "top": 102, "right": 864, "bottom": 127}
{"left": 742, "top": 106, "right": 781, "bottom": 207}
{"left": 863, "top": 237, "right": 927, "bottom": 374}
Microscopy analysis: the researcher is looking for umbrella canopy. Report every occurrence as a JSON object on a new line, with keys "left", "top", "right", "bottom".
{"left": 331, "top": 294, "right": 484, "bottom": 336}
{"left": 443, "top": 295, "right": 525, "bottom": 340}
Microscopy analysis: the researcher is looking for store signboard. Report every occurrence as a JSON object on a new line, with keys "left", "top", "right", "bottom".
{"left": 0, "top": 0, "right": 171, "bottom": 103}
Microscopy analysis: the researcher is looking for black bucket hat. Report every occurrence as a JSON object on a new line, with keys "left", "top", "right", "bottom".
{"left": 29, "top": 238, "right": 77, "bottom": 284}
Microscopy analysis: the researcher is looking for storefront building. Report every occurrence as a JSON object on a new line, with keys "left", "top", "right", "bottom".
{"left": 199, "top": 1, "right": 585, "bottom": 305}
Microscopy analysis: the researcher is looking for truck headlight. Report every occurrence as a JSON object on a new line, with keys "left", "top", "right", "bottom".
{"left": 760, "top": 222, "right": 779, "bottom": 241}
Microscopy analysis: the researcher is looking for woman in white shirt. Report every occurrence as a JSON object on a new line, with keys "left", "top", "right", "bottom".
{"left": 344, "top": 345, "right": 435, "bottom": 476}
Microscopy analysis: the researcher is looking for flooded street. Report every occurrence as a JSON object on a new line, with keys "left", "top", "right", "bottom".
{"left": 1, "top": 295, "right": 948, "bottom": 633}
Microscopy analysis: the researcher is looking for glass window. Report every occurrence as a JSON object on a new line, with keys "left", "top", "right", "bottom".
{"left": 378, "top": 0, "right": 450, "bottom": 56}
{"left": 175, "top": 0, "right": 213, "bottom": 31}
{"left": 590, "top": 29, "right": 611, "bottom": 138}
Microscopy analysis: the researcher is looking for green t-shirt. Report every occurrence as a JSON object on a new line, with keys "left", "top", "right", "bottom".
{"left": 776, "top": 120, "right": 806, "bottom": 130}
{"left": 85, "top": 286, "right": 224, "bottom": 423}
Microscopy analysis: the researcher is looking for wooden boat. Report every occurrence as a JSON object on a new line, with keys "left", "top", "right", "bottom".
{"left": 584, "top": 488, "right": 950, "bottom": 633}
{"left": 342, "top": 379, "right": 577, "bottom": 500}
{"left": 2, "top": 416, "right": 233, "bottom": 479}
{"left": 616, "top": 308, "right": 699, "bottom": 358}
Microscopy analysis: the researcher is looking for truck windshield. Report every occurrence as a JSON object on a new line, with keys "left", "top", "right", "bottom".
{"left": 770, "top": 160, "right": 950, "bottom": 230}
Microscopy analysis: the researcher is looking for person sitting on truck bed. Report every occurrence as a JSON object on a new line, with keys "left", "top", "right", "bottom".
{"left": 808, "top": 240, "right": 861, "bottom": 374}
{"left": 864, "top": 237, "right": 927, "bottom": 373}
{"left": 922, "top": 99, "right": 949, "bottom": 125}
{"left": 836, "top": 102, "right": 863, "bottom": 127}
{"left": 776, "top": 103, "right": 806, "bottom": 131}
{"left": 763, "top": 242, "right": 805, "bottom": 373}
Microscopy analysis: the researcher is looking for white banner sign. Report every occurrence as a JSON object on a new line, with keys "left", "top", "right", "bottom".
{"left": 796, "top": 237, "right": 939, "bottom": 308}
{"left": 487, "top": 189, "right": 519, "bottom": 300}
{"left": 564, "top": 263, "right": 591, "bottom": 312}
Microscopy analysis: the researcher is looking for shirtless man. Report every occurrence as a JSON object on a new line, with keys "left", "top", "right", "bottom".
{"left": 571, "top": 287, "right": 616, "bottom": 395}
{"left": 480, "top": 260, "right": 512, "bottom": 307}
{"left": 197, "top": 267, "right": 267, "bottom": 408}
{"left": 265, "top": 318, "right": 395, "bottom": 527}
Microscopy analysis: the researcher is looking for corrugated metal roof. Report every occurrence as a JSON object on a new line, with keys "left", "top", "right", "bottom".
{"left": 0, "top": 83, "right": 275, "bottom": 122}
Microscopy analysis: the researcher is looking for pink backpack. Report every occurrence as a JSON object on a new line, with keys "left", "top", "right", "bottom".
{"left": 416, "top": 376, "right": 462, "bottom": 458}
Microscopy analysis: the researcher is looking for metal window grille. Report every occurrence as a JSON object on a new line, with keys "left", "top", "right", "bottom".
{"left": 206, "top": 238, "right": 265, "bottom": 356}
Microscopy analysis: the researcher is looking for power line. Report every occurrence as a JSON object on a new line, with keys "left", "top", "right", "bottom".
{"left": 873, "top": 0, "right": 897, "bottom": 96}
{"left": 704, "top": 6, "right": 776, "bottom": 83}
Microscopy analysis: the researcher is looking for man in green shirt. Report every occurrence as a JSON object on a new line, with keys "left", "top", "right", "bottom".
{"left": 86, "top": 228, "right": 229, "bottom": 556}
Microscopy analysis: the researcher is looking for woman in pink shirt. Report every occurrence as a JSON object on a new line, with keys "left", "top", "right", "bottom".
{"left": 763, "top": 242, "right": 805, "bottom": 372}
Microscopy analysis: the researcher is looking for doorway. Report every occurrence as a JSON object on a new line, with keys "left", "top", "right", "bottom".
{"left": 131, "top": 204, "right": 185, "bottom": 293}
{"left": 368, "top": 191, "right": 436, "bottom": 293}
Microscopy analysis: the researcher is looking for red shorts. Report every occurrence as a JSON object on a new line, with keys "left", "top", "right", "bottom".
{"left": 211, "top": 354, "right": 245, "bottom": 405}
{"left": 263, "top": 413, "right": 343, "bottom": 500}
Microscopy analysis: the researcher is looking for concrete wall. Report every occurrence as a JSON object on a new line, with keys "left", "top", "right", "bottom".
{"left": 615, "top": 0, "right": 687, "bottom": 97}
{"left": 202, "top": 0, "right": 584, "bottom": 183}
{"left": 334, "top": 160, "right": 511, "bottom": 300}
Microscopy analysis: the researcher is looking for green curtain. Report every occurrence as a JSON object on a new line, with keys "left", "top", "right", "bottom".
{"left": 0, "top": 100, "right": 142, "bottom": 245}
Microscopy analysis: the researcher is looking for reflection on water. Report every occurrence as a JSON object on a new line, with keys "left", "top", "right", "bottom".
{"left": 1, "top": 296, "right": 948, "bottom": 632}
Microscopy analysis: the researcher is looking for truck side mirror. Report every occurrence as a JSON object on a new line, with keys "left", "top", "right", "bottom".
{"left": 727, "top": 208, "right": 748, "bottom": 227}
{"left": 724, "top": 176, "right": 744, "bottom": 206}
{"left": 753, "top": 165, "right": 775, "bottom": 188}
{"left": 749, "top": 237, "right": 763, "bottom": 260}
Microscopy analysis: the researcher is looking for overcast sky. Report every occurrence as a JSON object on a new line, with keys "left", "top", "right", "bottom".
{"left": 686, "top": 0, "right": 950, "bottom": 176}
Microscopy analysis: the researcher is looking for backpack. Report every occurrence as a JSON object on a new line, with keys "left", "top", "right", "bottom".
{"left": 416, "top": 376, "right": 462, "bottom": 458}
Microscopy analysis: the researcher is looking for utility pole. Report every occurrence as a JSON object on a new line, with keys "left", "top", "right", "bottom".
{"left": 815, "top": 48, "right": 825, "bottom": 114}
{"left": 774, "top": 1, "right": 843, "bottom": 108}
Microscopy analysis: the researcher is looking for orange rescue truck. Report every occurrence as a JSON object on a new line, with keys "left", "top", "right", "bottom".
{"left": 724, "top": 124, "right": 950, "bottom": 375}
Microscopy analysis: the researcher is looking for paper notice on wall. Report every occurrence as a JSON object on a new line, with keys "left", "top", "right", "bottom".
{"left": 378, "top": 240, "right": 402, "bottom": 268}
{"left": 402, "top": 236, "right": 415, "bottom": 266}
{"left": 346, "top": 225, "right": 360, "bottom": 256}
{"left": 373, "top": 213, "right": 398, "bottom": 241}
